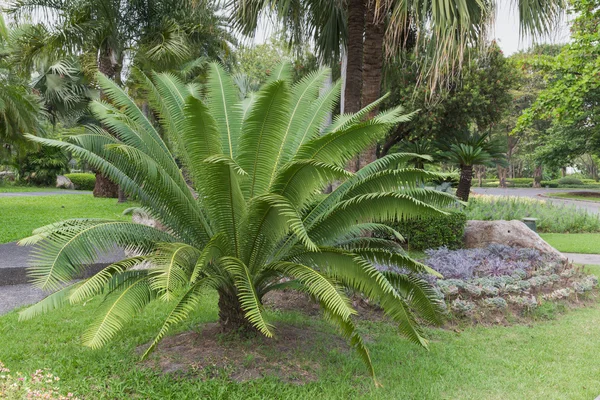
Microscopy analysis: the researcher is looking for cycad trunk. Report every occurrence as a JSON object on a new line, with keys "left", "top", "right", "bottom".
{"left": 456, "top": 164, "right": 473, "bottom": 202}
{"left": 218, "top": 290, "right": 256, "bottom": 335}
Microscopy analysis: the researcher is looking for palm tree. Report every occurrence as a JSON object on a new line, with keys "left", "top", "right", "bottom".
{"left": 20, "top": 63, "right": 458, "bottom": 381}
{"left": 440, "top": 131, "right": 506, "bottom": 201}
{"left": 8, "top": 0, "right": 234, "bottom": 196}
{"left": 231, "top": 0, "right": 565, "bottom": 167}
{"left": 0, "top": 14, "right": 43, "bottom": 162}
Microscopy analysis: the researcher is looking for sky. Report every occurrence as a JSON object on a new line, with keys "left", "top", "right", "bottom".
{"left": 249, "top": 0, "right": 572, "bottom": 56}
{"left": 493, "top": 0, "right": 571, "bottom": 54}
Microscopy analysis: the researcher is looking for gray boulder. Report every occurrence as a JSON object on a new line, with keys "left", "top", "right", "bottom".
{"left": 463, "top": 220, "right": 567, "bottom": 262}
{"left": 56, "top": 175, "right": 74, "bottom": 189}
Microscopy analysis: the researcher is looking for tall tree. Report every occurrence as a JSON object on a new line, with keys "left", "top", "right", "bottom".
{"left": 8, "top": 0, "right": 233, "bottom": 197}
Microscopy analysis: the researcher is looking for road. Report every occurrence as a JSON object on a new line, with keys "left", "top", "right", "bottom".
{"left": 472, "top": 187, "right": 600, "bottom": 214}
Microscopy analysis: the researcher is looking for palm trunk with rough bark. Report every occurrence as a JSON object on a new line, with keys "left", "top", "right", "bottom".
{"left": 218, "top": 290, "right": 256, "bottom": 335}
{"left": 344, "top": 0, "right": 365, "bottom": 173}
{"left": 358, "top": 1, "right": 385, "bottom": 169}
{"left": 456, "top": 164, "right": 473, "bottom": 201}
{"left": 93, "top": 48, "right": 122, "bottom": 198}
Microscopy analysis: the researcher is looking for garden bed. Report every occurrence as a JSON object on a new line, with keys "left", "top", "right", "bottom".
{"left": 419, "top": 245, "right": 598, "bottom": 324}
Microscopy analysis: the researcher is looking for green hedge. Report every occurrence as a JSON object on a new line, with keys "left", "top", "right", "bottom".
{"left": 65, "top": 173, "right": 96, "bottom": 191}
{"left": 391, "top": 211, "right": 467, "bottom": 251}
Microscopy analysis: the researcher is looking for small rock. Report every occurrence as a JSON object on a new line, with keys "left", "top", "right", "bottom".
{"left": 56, "top": 175, "right": 74, "bottom": 189}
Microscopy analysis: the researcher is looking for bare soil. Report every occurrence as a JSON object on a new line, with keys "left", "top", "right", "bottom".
{"left": 141, "top": 321, "right": 347, "bottom": 384}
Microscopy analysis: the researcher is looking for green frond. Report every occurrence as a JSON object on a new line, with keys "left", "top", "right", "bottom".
{"left": 382, "top": 272, "right": 444, "bottom": 326}
{"left": 94, "top": 73, "right": 168, "bottom": 153}
{"left": 321, "top": 306, "right": 377, "bottom": 383}
{"left": 200, "top": 156, "right": 246, "bottom": 257}
{"left": 270, "top": 68, "right": 330, "bottom": 184}
{"left": 219, "top": 257, "right": 273, "bottom": 337}
{"left": 83, "top": 277, "right": 155, "bottom": 349}
{"left": 308, "top": 192, "right": 446, "bottom": 244}
{"left": 294, "top": 120, "right": 393, "bottom": 168}
{"left": 240, "top": 194, "right": 318, "bottom": 271}
{"left": 268, "top": 261, "right": 356, "bottom": 321}
{"left": 237, "top": 80, "right": 291, "bottom": 199}
{"left": 270, "top": 159, "right": 351, "bottom": 209}
{"left": 190, "top": 233, "right": 229, "bottom": 284}
{"left": 266, "top": 62, "right": 292, "bottom": 84}
{"left": 69, "top": 257, "right": 148, "bottom": 304}
{"left": 291, "top": 79, "right": 342, "bottom": 154}
{"left": 323, "top": 94, "right": 390, "bottom": 134}
{"left": 206, "top": 62, "right": 243, "bottom": 158}
{"left": 149, "top": 243, "right": 201, "bottom": 302}
{"left": 342, "top": 169, "right": 459, "bottom": 201}
{"left": 353, "top": 249, "right": 442, "bottom": 278}
{"left": 25, "top": 219, "right": 175, "bottom": 291}
{"left": 142, "top": 277, "right": 217, "bottom": 359}
{"left": 180, "top": 96, "right": 222, "bottom": 185}
{"left": 18, "top": 282, "right": 81, "bottom": 321}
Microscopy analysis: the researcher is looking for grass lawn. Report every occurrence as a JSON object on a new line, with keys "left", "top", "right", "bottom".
{"left": 0, "top": 194, "right": 135, "bottom": 244}
{"left": 0, "top": 185, "right": 69, "bottom": 193}
{"left": 1, "top": 266, "right": 599, "bottom": 399}
{"left": 540, "top": 233, "right": 600, "bottom": 254}
{"left": 545, "top": 192, "right": 600, "bottom": 202}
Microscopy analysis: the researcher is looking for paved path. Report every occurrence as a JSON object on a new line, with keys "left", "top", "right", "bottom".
{"left": 472, "top": 187, "right": 600, "bottom": 214}
{"left": 0, "top": 284, "right": 47, "bottom": 315}
{"left": 0, "top": 190, "right": 91, "bottom": 197}
{"left": 564, "top": 253, "right": 600, "bottom": 265}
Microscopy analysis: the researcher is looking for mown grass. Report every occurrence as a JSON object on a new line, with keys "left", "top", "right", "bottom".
{"left": 0, "top": 195, "right": 135, "bottom": 244}
{"left": 540, "top": 233, "right": 600, "bottom": 254}
{"left": 546, "top": 192, "right": 600, "bottom": 203}
{"left": 1, "top": 267, "right": 600, "bottom": 400}
{"left": 0, "top": 185, "right": 66, "bottom": 193}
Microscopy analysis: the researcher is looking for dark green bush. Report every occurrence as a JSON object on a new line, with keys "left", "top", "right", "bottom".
{"left": 540, "top": 180, "right": 559, "bottom": 188}
{"left": 557, "top": 177, "right": 584, "bottom": 185}
{"left": 391, "top": 211, "right": 467, "bottom": 251}
{"left": 18, "top": 147, "right": 69, "bottom": 186}
{"left": 65, "top": 173, "right": 96, "bottom": 190}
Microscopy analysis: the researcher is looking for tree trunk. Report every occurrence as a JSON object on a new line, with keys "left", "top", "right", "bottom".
{"left": 497, "top": 165, "right": 507, "bottom": 188}
{"left": 456, "top": 164, "right": 473, "bottom": 202}
{"left": 344, "top": 0, "right": 365, "bottom": 116}
{"left": 344, "top": 0, "right": 365, "bottom": 173}
{"left": 533, "top": 164, "right": 543, "bottom": 188}
{"left": 358, "top": 1, "right": 385, "bottom": 169}
{"left": 218, "top": 290, "right": 256, "bottom": 335}
{"left": 94, "top": 47, "right": 122, "bottom": 199}
{"left": 93, "top": 172, "right": 119, "bottom": 198}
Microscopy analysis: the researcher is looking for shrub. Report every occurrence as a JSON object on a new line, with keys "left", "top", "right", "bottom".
{"left": 391, "top": 211, "right": 467, "bottom": 250}
{"left": 18, "top": 147, "right": 69, "bottom": 186}
{"left": 21, "top": 64, "right": 453, "bottom": 381}
{"left": 540, "top": 180, "right": 559, "bottom": 188}
{"left": 65, "top": 173, "right": 96, "bottom": 190}
{"left": 557, "top": 177, "right": 584, "bottom": 185}
{"left": 466, "top": 195, "right": 600, "bottom": 233}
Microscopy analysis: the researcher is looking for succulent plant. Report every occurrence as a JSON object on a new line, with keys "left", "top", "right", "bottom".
{"left": 483, "top": 297, "right": 508, "bottom": 309}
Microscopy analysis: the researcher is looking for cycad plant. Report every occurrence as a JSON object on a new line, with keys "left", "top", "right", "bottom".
{"left": 440, "top": 131, "right": 506, "bottom": 201}
{"left": 21, "top": 63, "right": 457, "bottom": 382}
